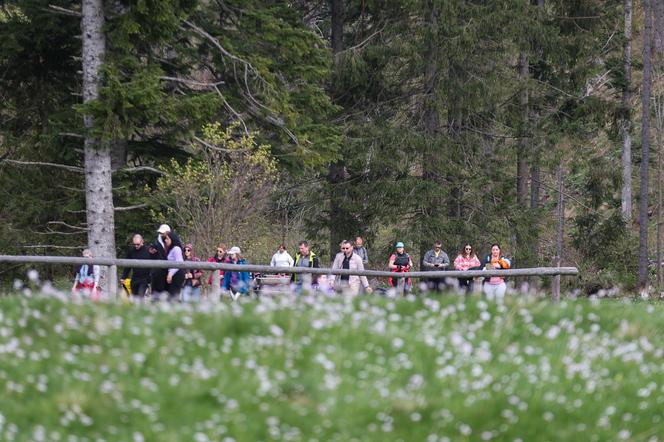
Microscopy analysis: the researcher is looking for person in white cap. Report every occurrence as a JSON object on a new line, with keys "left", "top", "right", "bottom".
{"left": 222, "top": 246, "right": 250, "bottom": 298}
{"left": 149, "top": 224, "right": 181, "bottom": 297}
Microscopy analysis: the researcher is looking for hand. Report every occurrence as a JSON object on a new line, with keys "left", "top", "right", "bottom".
{"left": 185, "top": 272, "right": 192, "bottom": 279}
{"left": 397, "top": 265, "right": 402, "bottom": 271}
{"left": 493, "top": 263, "right": 501, "bottom": 269}
{"left": 365, "top": 287, "right": 373, "bottom": 294}
{"left": 120, "top": 279, "right": 126, "bottom": 285}
{"left": 167, "top": 274, "right": 173, "bottom": 284}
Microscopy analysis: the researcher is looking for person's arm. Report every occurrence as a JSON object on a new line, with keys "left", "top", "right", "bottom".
{"left": 93, "top": 265, "right": 101, "bottom": 290}
{"left": 312, "top": 256, "right": 320, "bottom": 268}
{"left": 440, "top": 252, "right": 450, "bottom": 268}
{"left": 357, "top": 257, "right": 371, "bottom": 290}
{"left": 453, "top": 255, "right": 463, "bottom": 270}
{"left": 121, "top": 249, "right": 132, "bottom": 280}
{"left": 287, "top": 254, "right": 294, "bottom": 267}
{"left": 72, "top": 269, "right": 79, "bottom": 291}
{"left": 389, "top": 255, "right": 397, "bottom": 270}
{"left": 362, "top": 248, "right": 369, "bottom": 264}
{"left": 329, "top": 254, "right": 342, "bottom": 285}
{"left": 422, "top": 251, "right": 435, "bottom": 269}
{"left": 270, "top": 254, "right": 277, "bottom": 267}
{"left": 470, "top": 256, "right": 482, "bottom": 269}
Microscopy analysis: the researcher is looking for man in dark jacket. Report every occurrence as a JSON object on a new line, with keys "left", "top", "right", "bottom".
{"left": 120, "top": 234, "right": 152, "bottom": 299}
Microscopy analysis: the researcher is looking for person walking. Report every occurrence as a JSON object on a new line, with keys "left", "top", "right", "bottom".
{"left": 330, "top": 240, "right": 373, "bottom": 295}
{"left": 482, "top": 243, "right": 511, "bottom": 300}
{"left": 353, "top": 236, "right": 369, "bottom": 265}
{"left": 270, "top": 244, "right": 294, "bottom": 268}
{"left": 164, "top": 232, "right": 185, "bottom": 302}
{"left": 222, "top": 246, "right": 250, "bottom": 299}
{"left": 388, "top": 242, "right": 413, "bottom": 293}
{"left": 207, "top": 243, "right": 226, "bottom": 288}
{"left": 292, "top": 241, "right": 320, "bottom": 285}
{"left": 72, "top": 248, "right": 100, "bottom": 299}
{"left": 453, "top": 243, "right": 482, "bottom": 292}
{"left": 182, "top": 243, "right": 203, "bottom": 303}
{"left": 422, "top": 240, "right": 450, "bottom": 292}
{"left": 149, "top": 224, "right": 182, "bottom": 295}
{"left": 120, "top": 234, "right": 151, "bottom": 300}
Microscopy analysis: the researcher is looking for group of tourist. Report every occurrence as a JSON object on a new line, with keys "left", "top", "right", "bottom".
{"left": 72, "top": 224, "right": 511, "bottom": 301}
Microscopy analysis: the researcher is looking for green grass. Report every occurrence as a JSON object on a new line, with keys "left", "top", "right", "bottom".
{"left": 1, "top": 293, "right": 664, "bottom": 441}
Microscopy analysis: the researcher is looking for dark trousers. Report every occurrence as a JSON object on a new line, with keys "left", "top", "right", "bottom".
{"left": 166, "top": 270, "right": 185, "bottom": 302}
{"left": 458, "top": 278, "right": 474, "bottom": 292}
{"left": 151, "top": 269, "right": 167, "bottom": 294}
{"left": 131, "top": 279, "right": 150, "bottom": 299}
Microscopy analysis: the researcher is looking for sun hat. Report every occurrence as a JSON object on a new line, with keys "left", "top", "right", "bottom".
{"left": 228, "top": 246, "right": 242, "bottom": 255}
{"left": 395, "top": 241, "right": 404, "bottom": 248}
{"left": 157, "top": 224, "right": 171, "bottom": 233}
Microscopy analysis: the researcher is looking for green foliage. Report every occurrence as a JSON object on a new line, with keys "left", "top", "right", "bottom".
{"left": 152, "top": 122, "right": 280, "bottom": 261}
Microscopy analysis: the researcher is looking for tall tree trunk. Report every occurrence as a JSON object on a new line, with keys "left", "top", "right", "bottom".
{"left": 552, "top": 166, "right": 564, "bottom": 301}
{"left": 420, "top": 1, "right": 440, "bottom": 267}
{"left": 82, "top": 0, "right": 117, "bottom": 292}
{"left": 328, "top": 0, "right": 346, "bottom": 261}
{"left": 331, "top": 0, "right": 344, "bottom": 54}
{"left": 656, "top": 103, "right": 662, "bottom": 288}
{"left": 621, "top": 0, "right": 633, "bottom": 222}
{"left": 516, "top": 52, "right": 529, "bottom": 208}
{"left": 638, "top": 0, "right": 653, "bottom": 291}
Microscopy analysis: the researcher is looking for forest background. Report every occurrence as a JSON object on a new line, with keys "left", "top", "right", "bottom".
{"left": 2, "top": 0, "right": 664, "bottom": 294}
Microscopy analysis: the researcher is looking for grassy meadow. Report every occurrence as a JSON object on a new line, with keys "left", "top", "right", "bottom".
{"left": 0, "top": 292, "right": 663, "bottom": 441}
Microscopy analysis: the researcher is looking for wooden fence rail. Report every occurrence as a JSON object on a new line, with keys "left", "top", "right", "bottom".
{"left": 0, "top": 255, "right": 579, "bottom": 279}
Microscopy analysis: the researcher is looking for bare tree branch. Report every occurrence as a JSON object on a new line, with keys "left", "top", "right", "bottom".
{"left": 114, "top": 204, "right": 148, "bottom": 211}
{"left": 20, "top": 244, "right": 86, "bottom": 250}
{"left": 116, "top": 166, "right": 164, "bottom": 175}
{"left": 160, "top": 76, "right": 225, "bottom": 89}
{"left": 47, "top": 221, "right": 88, "bottom": 231}
{"left": 46, "top": 4, "right": 82, "bottom": 17}
{"left": 2, "top": 159, "right": 83, "bottom": 173}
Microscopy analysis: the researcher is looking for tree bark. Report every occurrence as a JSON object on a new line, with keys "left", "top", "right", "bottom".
{"left": 516, "top": 52, "right": 529, "bottom": 208}
{"left": 657, "top": 102, "right": 662, "bottom": 288}
{"left": 621, "top": 0, "right": 633, "bottom": 222}
{"left": 82, "top": 0, "right": 117, "bottom": 294}
{"left": 420, "top": 1, "right": 440, "bottom": 267}
{"left": 328, "top": 0, "right": 347, "bottom": 261}
{"left": 552, "top": 166, "right": 564, "bottom": 301}
{"left": 638, "top": 0, "right": 653, "bottom": 291}
{"left": 331, "top": 0, "right": 344, "bottom": 55}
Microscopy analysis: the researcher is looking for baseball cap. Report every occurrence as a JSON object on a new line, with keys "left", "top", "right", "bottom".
{"left": 228, "top": 246, "right": 241, "bottom": 255}
{"left": 157, "top": 224, "right": 171, "bottom": 234}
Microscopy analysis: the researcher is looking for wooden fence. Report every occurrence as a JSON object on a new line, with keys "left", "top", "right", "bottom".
{"left": 0, "top": 255, "right": 578, "bottom": 299}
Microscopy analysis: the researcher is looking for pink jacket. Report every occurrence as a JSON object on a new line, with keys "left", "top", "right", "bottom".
{"left": 454, "top": 255, "right": 481, "bottom": 271}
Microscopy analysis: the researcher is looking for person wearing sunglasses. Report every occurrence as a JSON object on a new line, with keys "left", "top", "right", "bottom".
{"left": 454, "top": 243, "right": 481, "bottom": 293}
{"left": 422, "top": 240, "right": 450, "bottom": 292}
{"left": 182, "top": 243, "right": 203, "bottom": 302}
{"left": 207, "top": 243, "right": 226, "bottom": 288}
{"left": 330, "top": 240, "right": 373, "bottom": 295}
{"left": 120, "top": 234, "right": 152, "bottom": 300}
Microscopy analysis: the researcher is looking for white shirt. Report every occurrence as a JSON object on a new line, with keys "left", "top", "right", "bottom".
{"left": 270, "top": 251, "right": 294, "bottom": 268}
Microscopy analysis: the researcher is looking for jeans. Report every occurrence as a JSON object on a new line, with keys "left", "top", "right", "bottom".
{"left": 483, "top": 282, "right": 507, "bottom": 300}
{"left": 182, "top": 285, "right": 201, "bottom": 303}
